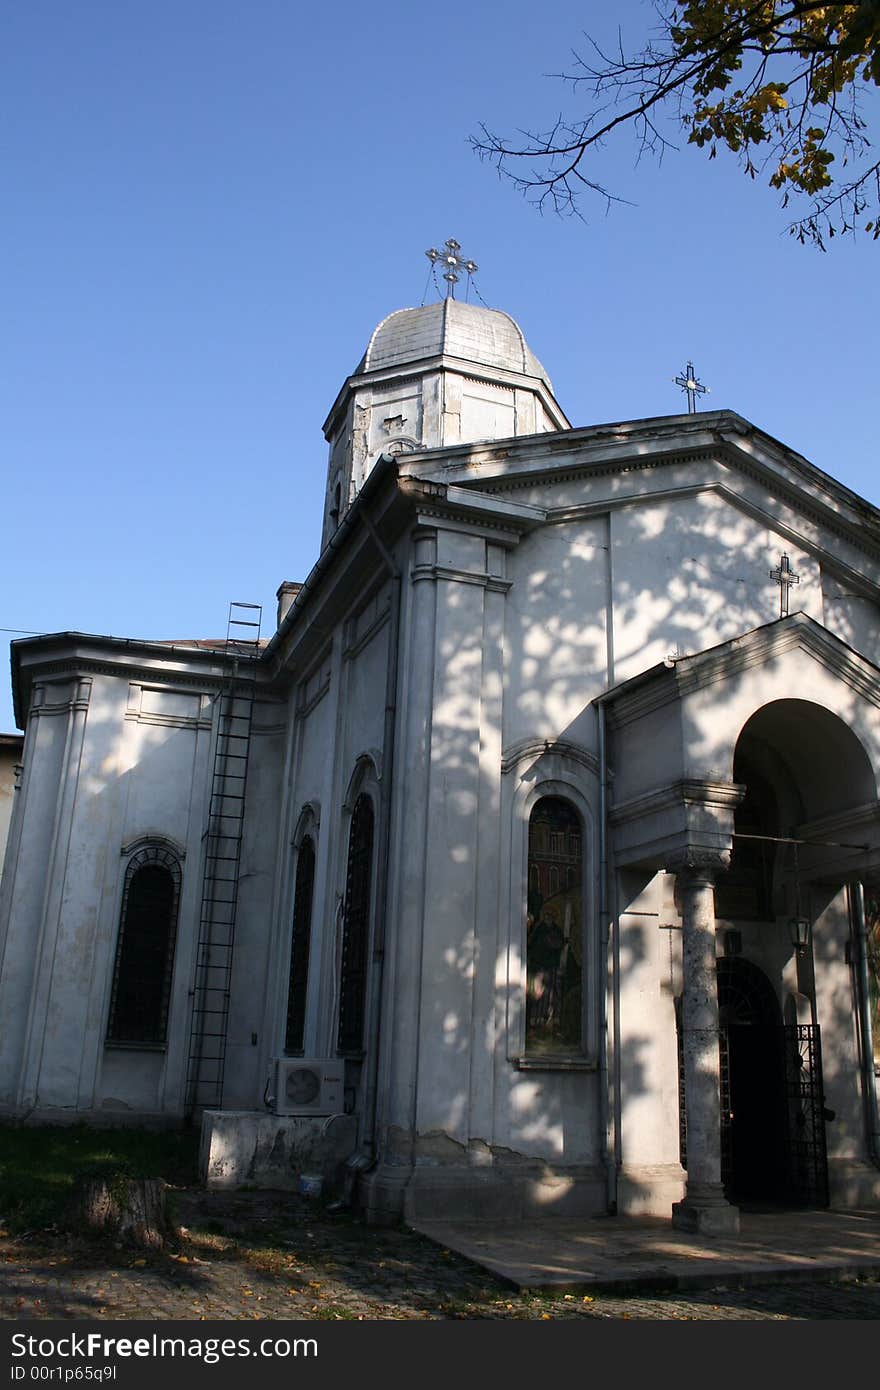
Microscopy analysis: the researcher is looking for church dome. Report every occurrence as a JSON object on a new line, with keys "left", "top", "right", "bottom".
{"left": 356, "top": 299, "right": 553, "bottom": 392}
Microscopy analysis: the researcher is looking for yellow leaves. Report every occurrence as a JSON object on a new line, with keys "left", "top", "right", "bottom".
{"left": 763, "top": 87, "right": 789, "bottom": 113}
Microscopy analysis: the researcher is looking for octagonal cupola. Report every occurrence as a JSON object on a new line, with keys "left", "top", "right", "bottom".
{"left": 320, "top": 294, "right": 569, "bottom": 547}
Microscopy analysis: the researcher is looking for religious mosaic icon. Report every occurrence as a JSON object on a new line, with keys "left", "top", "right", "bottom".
{"left": 526, "top": 797, "right": 583, "bottom": 1054}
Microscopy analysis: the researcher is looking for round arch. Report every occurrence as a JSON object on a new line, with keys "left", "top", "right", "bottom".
{"left": 733, "top": 698, "right": 876, "bottom": 823}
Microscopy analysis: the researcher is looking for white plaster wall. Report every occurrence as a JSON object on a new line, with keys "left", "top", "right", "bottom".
{"left": 810, "top": 887, "right": 869, "bottom": 1171}
{"left": 609, "top": 492, "right": 821, "bottom": 684}
{"left": 224, "top": 701, "right": 287, "bottom": 1109}
{"left": 821, "top": 570, "right": 880, "bottom": 662}
{"left": 386, "top": 524, "right": 607, "bottom": 1173}
{"left": 460, "top": 383, "right": 516, "bottom": 443}
{"left": 366, "top": 383, "right": 422, "bottom": 458}
{"left": 502, "top": 477, "right": 834, "bottom": 758}
{"left": 0, "top": 669, "right": 215, "bottom": 1118}
{"left": 504, "top": 518, "right": 608, "bottom": 750}
{"left": 0, "top": 691, "right": 71, "bottom": 1106}
{"left": 613, "top": 871, "right": 684, "bottom": 1198}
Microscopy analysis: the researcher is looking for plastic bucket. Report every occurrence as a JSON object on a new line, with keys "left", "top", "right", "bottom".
{"left": 298, "top": 1173, "right": 323, "bottom": 1200}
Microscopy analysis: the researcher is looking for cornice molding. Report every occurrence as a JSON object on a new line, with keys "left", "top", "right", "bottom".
{"left": 411, "top": 563, "right": 513, "bottom": 593}
{"left": 423, "top": 426, "right": 880, "bottom": 574}
{"left": 323, "top": 351, "right": 570, "bottom": 437}
{"left": 610, "top": 779, "right": 745, "bottom": 828}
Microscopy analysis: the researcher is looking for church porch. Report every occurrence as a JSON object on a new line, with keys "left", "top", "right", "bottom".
{"left": 605, "top": 613, "right": 880, "bottom": 1230}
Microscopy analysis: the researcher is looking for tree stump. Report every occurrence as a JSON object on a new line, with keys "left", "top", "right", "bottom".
{"left": 68, "top": 1175, "right": 176, "bottom": 1249}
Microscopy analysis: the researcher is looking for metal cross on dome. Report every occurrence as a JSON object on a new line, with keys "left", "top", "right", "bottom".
{"left": 426, "top": 238, "right": 478, "bottom": 299}
{"left": 674, "top": 360, "right": 709, "bottom": 413}
{"left": 770, "top": 552, "right": 800, "bottom": 617}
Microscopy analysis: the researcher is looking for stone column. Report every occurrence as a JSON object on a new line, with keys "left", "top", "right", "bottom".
{"left": 670, "top": 851, "right": 740, "bottom": 1236}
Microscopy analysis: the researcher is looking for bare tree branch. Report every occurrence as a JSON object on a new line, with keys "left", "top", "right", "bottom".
{"left": 472, "top": 1, "right": 880, "bottom": 248}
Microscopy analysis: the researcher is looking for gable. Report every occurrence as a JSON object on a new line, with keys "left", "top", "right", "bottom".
{"left": 402, "top": 410, "right": 880, "bottom": 604}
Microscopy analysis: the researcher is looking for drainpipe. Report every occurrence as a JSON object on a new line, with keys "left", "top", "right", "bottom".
{"left": 358, "top": 511, "right": 401, "bottom": 1171}
{"left": 594, "top": 694, "right": 618, "bottom": 1213}
{"left": 850, "top": 882, "right": 880, "bottom": 1170}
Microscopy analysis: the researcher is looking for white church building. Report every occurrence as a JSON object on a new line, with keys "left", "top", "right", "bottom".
{"left": 2, "top": 278, "right": 880, "bottom": 1234}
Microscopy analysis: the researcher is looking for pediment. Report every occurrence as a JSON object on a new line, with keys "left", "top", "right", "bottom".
{"left": 404, "top": 409, "right": 880, "bottom": 600}
{"left": 607, "top": 612, "right": 880, "bottom": 729}
{"left": 604, "top": 613, "right": 880, "bottom": 870}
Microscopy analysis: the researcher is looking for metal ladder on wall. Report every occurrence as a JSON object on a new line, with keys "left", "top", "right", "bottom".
{"left": 185, "top": 601, "right": 262, "bottom": 1117}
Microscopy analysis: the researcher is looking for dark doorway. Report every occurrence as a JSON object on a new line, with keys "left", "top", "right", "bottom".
{"left": 717, "top": 959, "right": 786, "bottom": 1203}
{"left": 678, "top": 958, "right": 828, "bottom": 1206}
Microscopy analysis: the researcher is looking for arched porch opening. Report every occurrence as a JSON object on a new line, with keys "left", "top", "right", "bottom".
{"left": 713, "top": 699, "right": 876, "bottom": 1206}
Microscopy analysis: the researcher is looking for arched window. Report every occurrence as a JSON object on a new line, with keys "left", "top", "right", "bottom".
{"left": 106, "top": 845, "right": 181, "bottom": 1047}
{"left": 337, "top": 794, "right": 374, "bottom": 1055}
{"left": 526, "top": 796, "right": 583, "bottom": 1054}
{"left": 285, "top": 835, "right": 316, "bottom": 1054}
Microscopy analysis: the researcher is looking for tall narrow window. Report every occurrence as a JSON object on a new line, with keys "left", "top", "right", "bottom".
{"left": 526, "top": 797, "right": 583, "bottom": 1054}
{"left": 285, "top": 836, "right": 316, "bottom": 1054}
{"left": 865, "top": 885, "right": 880, "bottom": 1078}
{"left": 337, "top": 794, "right": 374, "bottom": 1055}
{"left": 329, "top": 480, "right": 341, "bottom": 530}
{"left": 107, "top": 846, "right": 181, "bottom": 1047}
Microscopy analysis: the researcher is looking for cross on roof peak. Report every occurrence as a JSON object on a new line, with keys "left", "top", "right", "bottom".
{"left": 674, "top": 360, "right": 709, "bottom": 413}
{"left": 426, "top": 238, "right": 478, "bottom": 299}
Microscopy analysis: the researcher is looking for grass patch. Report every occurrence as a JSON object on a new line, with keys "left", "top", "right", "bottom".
{"left": 0, "top": 1123, "right": 199, "bottom": 1233}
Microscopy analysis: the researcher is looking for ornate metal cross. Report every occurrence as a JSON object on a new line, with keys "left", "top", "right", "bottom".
{"left": 770, "top": 552, "right": 800, "bottom": 617}
{"left": 425, "top": 238, "right": 478, "bottom": 299}
{"left": 674, "top": 361, "right": 709, "bottom": 413}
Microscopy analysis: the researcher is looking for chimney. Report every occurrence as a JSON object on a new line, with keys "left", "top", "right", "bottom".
{"left": 276, "top": 581, "right": 303, "bottom": 629}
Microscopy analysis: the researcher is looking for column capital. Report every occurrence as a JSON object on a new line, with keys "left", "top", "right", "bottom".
{"left": 666, "top": 846, "right": 730, "bottom": 883}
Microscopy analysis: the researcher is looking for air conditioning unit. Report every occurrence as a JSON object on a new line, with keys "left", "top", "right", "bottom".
{"left": 273, "top": 1058, "right": 345, "bottom": 1116}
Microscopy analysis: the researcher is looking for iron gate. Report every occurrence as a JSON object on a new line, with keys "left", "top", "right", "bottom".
{"left": 781, "top": 1023, "right": 830, "bottom": 1208}
{"left": 678, "top": 1020, "right": 829, "bottom": 1207}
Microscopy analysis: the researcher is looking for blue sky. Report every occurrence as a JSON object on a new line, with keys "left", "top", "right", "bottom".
{"left": 3, "top": 1, "right": 878, "bottom": 732}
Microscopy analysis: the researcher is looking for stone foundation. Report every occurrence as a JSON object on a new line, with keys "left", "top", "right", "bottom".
{"left": 616, "top": 1164, "right": 687, "bottom": 1218}
{"left": 360, "top": 1159, "right": 608, "bottom": 1224}
{"left": 200, "top": 1110, "right": 357, "bottom": 1192}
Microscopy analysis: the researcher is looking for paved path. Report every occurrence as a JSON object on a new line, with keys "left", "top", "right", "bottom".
{"left": 412, "top": 1207, "right": 880, "bottom": 1292}
{"left": 0, "top": 1191, "right": 878, "bottom": 1321}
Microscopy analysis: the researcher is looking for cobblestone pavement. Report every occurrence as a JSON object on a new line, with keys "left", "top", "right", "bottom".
{"left": 0, "top": 1190, "right": 878, "bottom": 1321}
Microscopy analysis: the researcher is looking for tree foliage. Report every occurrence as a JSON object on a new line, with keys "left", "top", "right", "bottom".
{"left": 473, "top": 2, "right": 880, "bottom": 248}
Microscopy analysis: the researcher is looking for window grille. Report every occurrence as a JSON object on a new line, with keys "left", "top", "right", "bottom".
{"left": 285, "top": 836, "right": 316, "bottom": 1054}
{"left": 107, "top": 845, "right": 181, "bottom": 1047}
{"left": 337, "top": 794, "right": 374, "bottom": 1055}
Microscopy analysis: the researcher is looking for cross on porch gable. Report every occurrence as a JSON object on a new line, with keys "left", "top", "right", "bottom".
{"left": 770, "top": 552, "right": 800, "bottom": 617}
